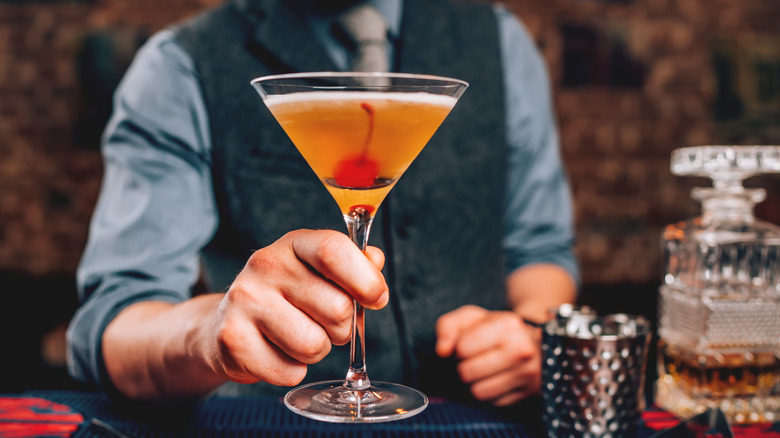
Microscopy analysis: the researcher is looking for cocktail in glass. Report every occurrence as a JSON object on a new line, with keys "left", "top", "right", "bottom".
{"left": 251, "top": 72, "right": 468, "bottom": 423}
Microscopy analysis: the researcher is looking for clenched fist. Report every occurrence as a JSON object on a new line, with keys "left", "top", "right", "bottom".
{"left": 436, "top": 305, "right": 542, "bottom": 406}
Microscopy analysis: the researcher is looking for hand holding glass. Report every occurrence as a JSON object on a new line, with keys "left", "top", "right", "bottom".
{"left": 251, "top": 72, "right": 468, "bottom": 422}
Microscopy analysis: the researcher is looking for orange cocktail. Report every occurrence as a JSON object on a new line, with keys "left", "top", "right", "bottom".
{"left": 264, "top": 92, "right": 456, "bottom": 215}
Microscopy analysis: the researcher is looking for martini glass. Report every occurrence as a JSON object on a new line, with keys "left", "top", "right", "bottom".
{"left": 251, "top": 72, "right": 468, "bottom": 423}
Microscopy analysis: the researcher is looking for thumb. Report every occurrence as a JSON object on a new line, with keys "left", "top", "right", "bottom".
{"left": 435, "top": 305, "right": 487, "bottom": 358}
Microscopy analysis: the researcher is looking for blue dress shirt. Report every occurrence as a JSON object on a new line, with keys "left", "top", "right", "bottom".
{"left": 68, "top": 0, "right": 579, "bottom": 386}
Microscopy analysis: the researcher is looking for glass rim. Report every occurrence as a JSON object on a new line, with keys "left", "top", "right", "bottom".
{"left": 250, "top": 71, "right": 469, "bottom": 88}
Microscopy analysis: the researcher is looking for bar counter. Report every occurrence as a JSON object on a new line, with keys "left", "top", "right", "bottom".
{"left": 2, "top": 389, "right": 778, "bottom": 437}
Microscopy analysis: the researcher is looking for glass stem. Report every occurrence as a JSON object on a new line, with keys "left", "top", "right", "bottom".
{"left": 343, "top": 206, "right": 373, "bottom": 391}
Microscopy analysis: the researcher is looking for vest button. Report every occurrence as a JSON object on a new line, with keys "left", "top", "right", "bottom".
{"left": 394, "top": 215, "right": 413, "bottom": 239}
{"left": 399, "top": 275, "right": 419, "bottom": 298}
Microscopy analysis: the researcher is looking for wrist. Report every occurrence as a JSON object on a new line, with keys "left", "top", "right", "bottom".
{"left": 170, "top": 293, "right": 227, "bottom": 396}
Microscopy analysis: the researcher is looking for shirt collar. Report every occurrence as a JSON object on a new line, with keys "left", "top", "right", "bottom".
{"left": 369, "top": 0, "right": 402, "bottom": 40}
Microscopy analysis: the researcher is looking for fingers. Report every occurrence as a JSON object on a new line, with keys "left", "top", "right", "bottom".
{"left": 461, "top": 340, "right": 541, "bottom": 405}
{"left": 453, "top": 312, "right": 530, "bottom": 359}
{"left": 249, "top": 290, "right": 336, "bottom": 363}
{"left": 438, "top": 307, "right": 542, "bottom": 406}
{"left": 289, "top": 230, "right": 389, "bottom": 309}
{"left": 468, "top": 364, "right": 540, "bottom": 405}
{"left": 364, "top": 246, "right": 385, "bottom": 271}
{"left": 237, "top": 241, "right": 352, "bottom": 349}
{"left": 457, "top": 348, "right": 513, "bottom": 383}
{"left": 210, "top": 229, "right": 389, "bottom": 386}
{"left": 455, "top": 318, "right": 538, "bottom": 385}
{"left": 280, "top": 280, "right": 355, "bottom": 347}
{"left": 241, "top": 229, "right": 388, "bottom": 346}
{"left": 435, "top": 305, "right": 488, "bottom": 358}
{"left": 207, "top": 302, "right": 308, "bottom": 387}
{"left": 456, "top": 339, "right": 541, "bottom": 394}
{"left": 488, "top": 386, "right": 538, "bottom": 407}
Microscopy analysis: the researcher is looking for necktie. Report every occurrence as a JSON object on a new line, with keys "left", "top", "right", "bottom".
{"left": 335, "top": 4, "right": 390, "bottom": 73}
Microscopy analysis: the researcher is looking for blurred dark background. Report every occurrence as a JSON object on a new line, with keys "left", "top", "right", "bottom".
{"left": 0, "top": 0, "right": 779, "bottom": 393}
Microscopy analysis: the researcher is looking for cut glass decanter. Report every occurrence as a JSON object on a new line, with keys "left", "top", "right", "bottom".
{"left": 656, "top": 145, "right": 780, "bottom": 424}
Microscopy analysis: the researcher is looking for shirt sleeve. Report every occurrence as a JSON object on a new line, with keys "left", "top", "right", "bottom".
{"left": 66, "top": 30, "right": 218, "bottom": 387}
{"left": 494, "top": 6, "right": 581, "bottom": 285}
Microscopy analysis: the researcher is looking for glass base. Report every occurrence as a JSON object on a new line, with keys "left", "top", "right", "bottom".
{"left": 284, "top": 380, "right": 428, "bottom": 423}
{"left": 656, "top": 375, "right": 780, "bottom": 424}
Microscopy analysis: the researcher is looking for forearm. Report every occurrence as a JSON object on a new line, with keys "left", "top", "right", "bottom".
{"left": 101, "top": 293, "right": 226, "bottom": 401}
{"left": 506, "top": 263, "right": 577, "bottom": 323}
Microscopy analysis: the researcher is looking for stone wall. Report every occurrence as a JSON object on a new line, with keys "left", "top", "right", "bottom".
{"left": 1, "top": 0, "right": 779, "bottom": 284}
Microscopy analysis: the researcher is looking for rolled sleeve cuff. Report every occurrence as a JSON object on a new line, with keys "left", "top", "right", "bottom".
{"left": 66, "top": 285, "right": 185, "bottom": 393}
{"left": 505, "top": 248, "right": 581, "bottom": 289}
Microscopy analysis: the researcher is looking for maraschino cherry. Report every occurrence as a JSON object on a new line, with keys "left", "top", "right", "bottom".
{"left": 333, "top": 102, "right": 379, "bottom": 188}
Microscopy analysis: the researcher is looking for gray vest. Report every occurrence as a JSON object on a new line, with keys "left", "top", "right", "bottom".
{"left": 175, "top": 0, "right": 507, "bottom": 399}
